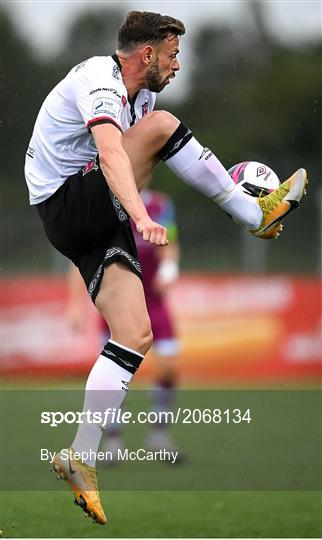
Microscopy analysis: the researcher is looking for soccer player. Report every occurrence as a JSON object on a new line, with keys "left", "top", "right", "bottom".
{"left": 24, "top": 11, "right": 307, "bottom": 524}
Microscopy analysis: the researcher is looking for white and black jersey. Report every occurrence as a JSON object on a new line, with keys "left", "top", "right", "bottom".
{"left": 25, "top": 55, "right": 156, "bottom": 205}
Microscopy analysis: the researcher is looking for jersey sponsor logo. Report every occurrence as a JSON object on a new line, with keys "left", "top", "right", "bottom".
{"left": 92, "top": 96, "right": 121, "bottom": 118}
{"left": 141, "top": 99, "right": 149, "bottom": 116}
{"left": 89, "top": 87, "right": 121, "bottom": 98}
{"left": 82, "top": 156, "right": 99, "bottom": 176}
{"left": 122, "top": 95, "right": 127, "bottom": 107}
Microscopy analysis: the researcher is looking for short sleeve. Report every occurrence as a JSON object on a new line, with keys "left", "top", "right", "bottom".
{"left": 75, "top": 64, "right": 126, "bottom": 132}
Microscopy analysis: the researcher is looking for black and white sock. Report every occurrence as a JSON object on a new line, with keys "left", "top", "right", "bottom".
{"left": 71, "top": 340, "right": 143, "bottom": 466}
{"left": 160, "top": 123, "right": 262, "bottom": 230}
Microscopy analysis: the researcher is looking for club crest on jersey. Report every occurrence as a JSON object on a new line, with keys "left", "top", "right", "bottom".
{"left": 82, "top": 157, "right": 98, "bottom": 176}
{"left": 141, "top": 100, "right": 149, "bottom": 116}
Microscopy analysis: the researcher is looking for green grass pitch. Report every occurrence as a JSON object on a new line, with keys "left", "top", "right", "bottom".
{"left": 2, "top": 381, "right": 321, "bottom": 538}
{"left": 2, "top": 490, "right": 322, "bottom": 537}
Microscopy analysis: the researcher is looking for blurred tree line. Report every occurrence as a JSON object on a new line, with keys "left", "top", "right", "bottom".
{"left": 1, "top": 4, "right": 321, "bottom": 273}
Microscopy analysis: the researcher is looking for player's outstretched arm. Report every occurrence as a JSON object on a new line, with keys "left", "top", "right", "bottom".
{"left": 92, "top": 123, "right": 168, "bottom": 246}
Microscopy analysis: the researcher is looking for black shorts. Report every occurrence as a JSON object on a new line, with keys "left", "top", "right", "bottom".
{"left": 36, "top": 158, "right": 142, "bottom": 303}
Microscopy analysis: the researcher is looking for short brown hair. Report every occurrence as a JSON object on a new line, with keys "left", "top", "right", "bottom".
{"left": 117, "top": 11, "right": 185, "bottom": 52}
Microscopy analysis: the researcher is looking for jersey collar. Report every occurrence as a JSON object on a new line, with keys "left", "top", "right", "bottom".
{"left": 112, "top": 53, "right": 122, "bottom": 72}
{"left": 112, "top": 53, "right": 139, "bottom": 106}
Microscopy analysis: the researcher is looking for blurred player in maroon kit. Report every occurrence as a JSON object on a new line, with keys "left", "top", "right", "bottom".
{"left": 67, "top": 188, "right": 181, "bottom": 457}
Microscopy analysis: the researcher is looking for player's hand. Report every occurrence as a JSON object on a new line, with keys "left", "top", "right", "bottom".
{"left": 136, "top": 217, "right": 168, "bottom": 246}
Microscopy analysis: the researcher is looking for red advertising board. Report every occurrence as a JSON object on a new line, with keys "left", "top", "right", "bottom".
{"left": 1, "top": 274, "right": 321, "bottom": 381}
{"left": 165, "top": 274, "right": 321, "bottom": 381}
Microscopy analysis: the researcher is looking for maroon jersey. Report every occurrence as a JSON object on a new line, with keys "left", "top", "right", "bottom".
{"left": 131, "top": 190, "right": 178, "bottom": 296}
{"left": 133, "top": 191, "right": 178, "bottom": 341}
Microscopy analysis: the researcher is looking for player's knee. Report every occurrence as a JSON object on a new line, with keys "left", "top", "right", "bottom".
{"left": 147, "top": 110, "right": 180, "bottom": 140}
{"left": 113, "top": 318, "right": 153, "bottom": 356}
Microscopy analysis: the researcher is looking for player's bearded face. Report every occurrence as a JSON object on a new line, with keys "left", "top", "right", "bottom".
{"left": 145, "top": 36, "right": 180, "bottom": 93}
{"left": 146, "top": 57, "right": 168, "bottom": 93}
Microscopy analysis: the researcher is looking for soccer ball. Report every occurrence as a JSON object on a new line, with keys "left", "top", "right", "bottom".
{"left": 228, "top": 161, "right": 280, "bottom": 197}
